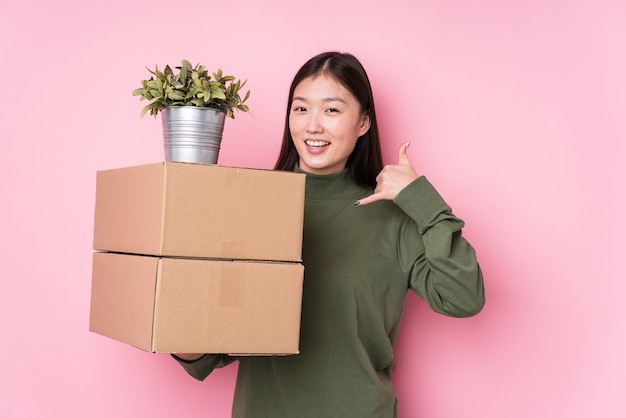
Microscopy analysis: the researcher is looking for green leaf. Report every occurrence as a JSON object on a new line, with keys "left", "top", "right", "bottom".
{"left": 210, "top": 88, "right": 226, "bottom": 100}
{"left": 140, "top": 105, "right": 150, "bottom": 118}
{"left": 168, "top": 91, "right": 185, "bottom": 100}
{"left": 154, "top": 66, "right": 165, "bottom": 80}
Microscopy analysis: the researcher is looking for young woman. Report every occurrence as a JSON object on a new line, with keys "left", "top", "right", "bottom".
{"left": 174, "top": 51, "right": 485, "bottom": 418}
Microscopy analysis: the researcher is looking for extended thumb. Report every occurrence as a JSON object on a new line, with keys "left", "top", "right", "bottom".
{"left": 398, "top": 141, "right": 410, "bottom": 163}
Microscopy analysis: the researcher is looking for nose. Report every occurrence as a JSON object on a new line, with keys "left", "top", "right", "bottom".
{"left": 305, "top": 111, "right": 323, "bottom": 133}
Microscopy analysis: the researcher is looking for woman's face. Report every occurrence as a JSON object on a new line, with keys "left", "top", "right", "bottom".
{"left": 289, "top": 74, "right": 370, "bottom": 175}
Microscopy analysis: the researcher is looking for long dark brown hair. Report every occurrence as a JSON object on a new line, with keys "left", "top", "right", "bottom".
{"left": 273, "top": 52, "right": 383, "bottom": 189}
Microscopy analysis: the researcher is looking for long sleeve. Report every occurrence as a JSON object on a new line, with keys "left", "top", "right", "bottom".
{"left": 394, "top": 176, "right": 485, "bottom": 317}
{"left": 171, "top": 354, "right": 236, "bottom": 381}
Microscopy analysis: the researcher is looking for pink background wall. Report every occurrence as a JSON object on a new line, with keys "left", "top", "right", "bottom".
{"left": 1, "top": 0, "right": 624, "bottom": 417}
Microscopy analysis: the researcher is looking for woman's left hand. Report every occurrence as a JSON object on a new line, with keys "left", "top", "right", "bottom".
{"left": 356, "top": 141, "right": 419, "bottom": 206}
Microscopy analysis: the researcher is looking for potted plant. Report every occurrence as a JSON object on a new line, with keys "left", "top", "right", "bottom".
{"left": 132, "top": 59, "right": 251, "bottom": 165}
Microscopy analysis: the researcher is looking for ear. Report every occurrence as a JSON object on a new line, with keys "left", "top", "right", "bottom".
{"left": 358, "top": 113, "right": 371, "bottom": 137}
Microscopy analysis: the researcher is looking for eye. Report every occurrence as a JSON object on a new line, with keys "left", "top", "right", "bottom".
{"left": 326, "top": 108, "right": 339, "bottom": 113}
{"left": 292, "top": 106, "right": 306, "bottom": 112}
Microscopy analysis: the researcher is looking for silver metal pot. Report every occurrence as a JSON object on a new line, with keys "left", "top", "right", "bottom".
{"left": 161, "top": 106, "right": 226, "bottom": 165}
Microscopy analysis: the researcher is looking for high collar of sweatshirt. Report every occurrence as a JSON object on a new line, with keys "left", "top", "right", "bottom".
{"left": 294, "top": 164, "right": 366, "bottom": 202}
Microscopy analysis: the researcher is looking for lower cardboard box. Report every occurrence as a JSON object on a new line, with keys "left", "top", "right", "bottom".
{"left": 89, "top": 252, "right": 304, "bottom": 355}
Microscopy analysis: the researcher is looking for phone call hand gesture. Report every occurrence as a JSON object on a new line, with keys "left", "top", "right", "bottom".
{"left": 355, "top": 141, "right": 419, "bottom": 206}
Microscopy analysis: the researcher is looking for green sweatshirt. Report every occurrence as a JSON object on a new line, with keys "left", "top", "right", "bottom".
{"left": 175, "top": 167, "right": 485, "bottom": 418}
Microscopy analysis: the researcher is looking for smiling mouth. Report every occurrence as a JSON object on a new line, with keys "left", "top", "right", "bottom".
{"left": 305, "top": 140, "right": 330, "bottom": 147}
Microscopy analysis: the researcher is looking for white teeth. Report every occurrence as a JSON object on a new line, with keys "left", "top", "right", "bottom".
{"left": 306, "top": 140, "right": 330, "bottom": 147}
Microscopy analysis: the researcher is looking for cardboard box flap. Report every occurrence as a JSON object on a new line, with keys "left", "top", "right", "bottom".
{"left": 93, "top": 164, "right": 166, "bottom": 256}
{"left": 89, "top": 252, "right": 158, "bottom": 351}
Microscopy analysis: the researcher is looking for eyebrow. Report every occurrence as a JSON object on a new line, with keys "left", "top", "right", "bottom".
{"left": 292, "top": 96, "right": 348, "bottom": 104}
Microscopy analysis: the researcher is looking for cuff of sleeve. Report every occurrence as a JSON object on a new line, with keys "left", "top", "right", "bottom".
{"left": 171, "top": 354, "right": 216, "bottom": 381}
{"left": 393, "top": 176, "right": 451, "bottom": 233}
{"left": 171, "top": 353, "right": 206, "bottom": 364}
{"left": 171, "top": 353, "right": 235, "bottom": 381}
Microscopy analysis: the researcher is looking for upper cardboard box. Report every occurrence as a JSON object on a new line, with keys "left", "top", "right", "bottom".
{"left": 93, "top": 162, "right": 305, "bottom": 262}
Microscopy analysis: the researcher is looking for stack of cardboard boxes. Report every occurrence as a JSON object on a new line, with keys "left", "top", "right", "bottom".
{"left": 89, "top": 162, "right": 306, "bottom": 355}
